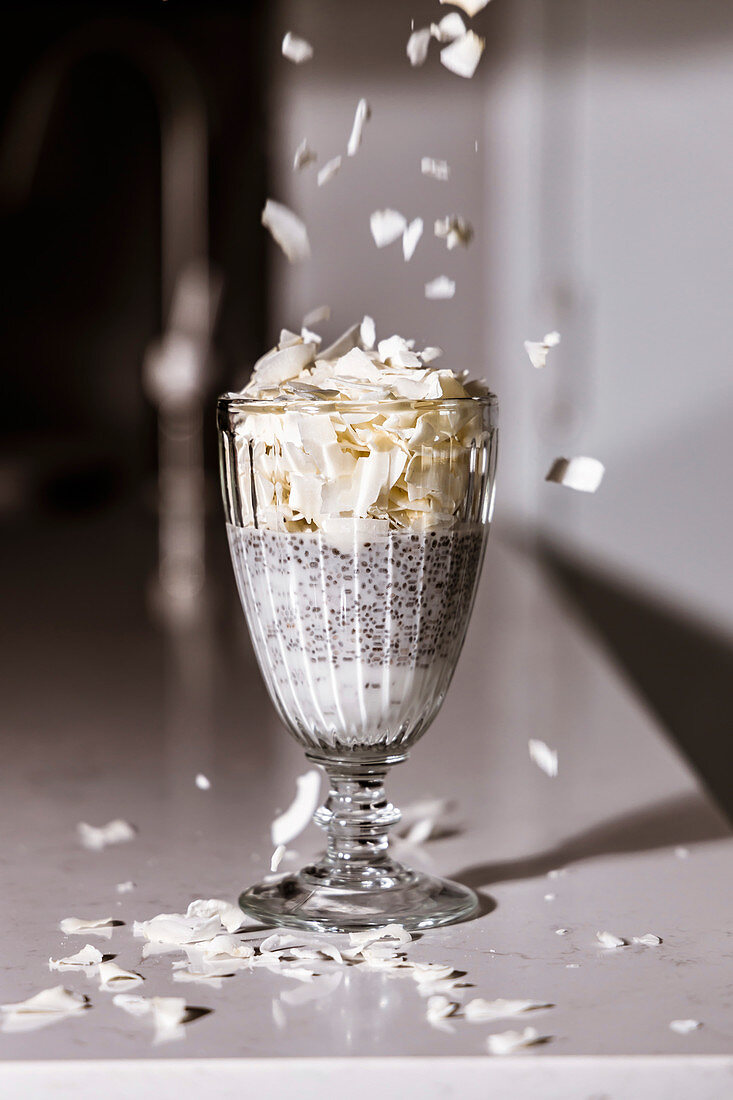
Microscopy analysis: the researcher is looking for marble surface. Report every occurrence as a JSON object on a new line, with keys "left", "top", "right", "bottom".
{"left": 1, "top": 509, "right": 731, "bottom": 1097}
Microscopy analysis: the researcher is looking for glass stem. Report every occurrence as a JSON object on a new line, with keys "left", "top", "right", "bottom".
{"left": 312, "top": 762, "right": 402, "bottom": 874}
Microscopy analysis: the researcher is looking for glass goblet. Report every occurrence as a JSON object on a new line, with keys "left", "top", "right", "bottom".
{"left": 218, "top": 394, "right": 498, "bottom": 932}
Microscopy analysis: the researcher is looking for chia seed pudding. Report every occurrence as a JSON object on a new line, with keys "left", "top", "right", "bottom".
{"left": 227, "top": 523, "right": 485, "bottom": 751}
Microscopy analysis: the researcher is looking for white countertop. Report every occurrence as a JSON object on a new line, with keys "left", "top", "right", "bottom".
{"left": 1, "top": 510, "right": 731, "bottom": 1097}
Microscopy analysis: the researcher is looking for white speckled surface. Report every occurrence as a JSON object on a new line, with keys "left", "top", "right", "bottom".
{"left": 1, "top": 513, "right": 731, "bottom": 1096}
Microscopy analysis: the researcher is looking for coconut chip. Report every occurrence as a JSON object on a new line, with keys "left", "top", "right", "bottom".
{"left": 670, "top": 1019, "right": 702, "bottom": 1034}
{"left": 271, "top": 769, "right": 321, "bottom": 847}
{"left": 347, "top": 98, "right": 371, "bottom": 157}
{"left": 77, "top": 819, "right": 136, "bottom": 851}
{"left": 555, "top": 928, "right": 569, "bottom": 936}
{"left": 421, "top": 346, "right": 443, "bottom": 363}
{"left": 425, "top": 276, "right": 456, "bottom": 300}
{"left": 440, "top": 31, "right": 485, "bottom": 80}
{"left": 546, "top": 456, "right": 605, "bottom": 493}
{"left": 435, "top": 214, "right": 474, "bottom": 249}
{"left": 348, "top": 924, "right": 411, "bottom": 951}
{"left": 282, "top": 32, "right": 313, "bottom": 64}
{"left": 421, "top": 157, "right": 450, "bottom": 181}
{"left": 431, "top": 14, "right": 467, "bottom": 42}
{"left": 317, "top": 156, "right": 342, "bottom": 187}
{"left": 528, "top": 739, "right": 558, "bottom": 777}
{"left": 98, "top": 962, "right": 144, "bottom": 991}
{"left": 633, "top": 933, "right": 662, "bottom": 946}
{"left": 261, "top": 199, "right": 310, "bottom": 264}
{"left": 59, "top": 917, "right": 118, "bottom": 939}
{"left": 185, "top": 898, "right": 244, "bottom": 934}
{"left": 407, "top": 27, "right": 431, "bottom": 67}
{"left": 303, "top": 305, "right": 330, "bottom": 327}
{"left": 49, "top": 945, "right": 103, "bottom": 971}
{"left": 486, "top": 1027, "right": 548, "bottom": 1055}
{"left": 440, "top": 0, "right": 492, "bottom": 16}
{"left": 426, "top": 995, "right": 458, "bottom": 1030}
{"left": 403, "top": 217, "right": 424, "bottom": 262}
{"left": 675, "top": 846, "right": 690, "bottom": 859}
{"left": 596, "top": 931, "right": 627, "bottom": 949}
{"left": 293, "top": 138, "right": 317, "bottom": 171}
{"left": 360, "top": 315, "right": 376, "bottom": 349}
{"left": 370, "top": 209, "right": 407, "bottom": 248}
{"left": 524, "top": 330, "right": 560, "bottom": 369}
{"left": 465, "top": 998, "right": 554, "bottom": 1022}
{"left": 1, "top": 986, "right": 90, "bottom": 1033}
{"left": 195, "top": 773, "right": 211, "bottom": 790}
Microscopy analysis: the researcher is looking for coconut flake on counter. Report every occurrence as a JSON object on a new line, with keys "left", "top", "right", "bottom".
{"left": 185, "top": 898, "right": 244, "bottom": 934}
{"left": 555, "top": 928, "right": 569, "bottom": 936}
{"left": 98, "top": 962, "right": 144, "bottom": 991}
{"left": 524, "top": 330, "right": 561, "bottom": 369}
{"left": 426, "top": 995, "right": 458, "bottom": 1030}
{"left": 59, "top": 917, "right": 119, "bottom": 939}
{"left": 546, "top": 456, "right": 605, "bottom": 494}
{"left": 49, "top": 945, "right": 103, "bottom": 971}
{"left": 271, "top": 770, "right": 321, "bottom": 848}
{"left": 440, "top": 31, "right": 485, "bottom": 79}
{"left": 195, "top": 773, "right": 211, "bottom": 790}
{"left": 425, "top": 275, "right": 456, "bottom": 300}
{"left": 407, "top": 27, "right": 432, "bottom": 67}
{"left": 1, "top": 986, "right": 90, "bottom": 1033}
{"left": 77, "top": 818, "right": 136, "bottom": 851}
{"left": 317, "top": 156, "right": 342, "bottom": 187}
{"left": 596, "top": 931, "right": 627, "bottom": 949}
{"left": 431, "top": 13, "right": 467, "bottom": 42}
{"left": 435, "top": 214, "right": 474, "bottom": 250}
{"left": 282, "top": 32, "right": 313, "bottom": 64}
{"left": 261, "top": 199, "right": 310, "bottom": 264}
{"left": 669, "top": 1019, "right": 702, "bottom": 1034}
{"left": 421, "top": 157, "right": 450, "bottom": 181}
{"left": 370, "top": 208, "right": 408, "bottom": 248}
{"left": 528, "top": 738, "right": 558, "bottom": 777}
{"left": 403, "top": 217, "right": 424, "bottom": 262}
{"left": 348, "top": 924, "right": 412, "bottom": 952}
{"left": 465, "top": 998, "right": 554, "bottom": 1022}
{"left": 440, "top": 0, "right": 492, "bottom": 16}
{"left": 347, "top": 98, "right": 371, "bottom": 156}
{"left": 486, "top": 1027, "right": 548, "bottom": 1055}
{"left": 633, "top": 933, "right": 662, "bottom": 946}
{"left": 293, "top": 138, "right": 317, "bottom": 171}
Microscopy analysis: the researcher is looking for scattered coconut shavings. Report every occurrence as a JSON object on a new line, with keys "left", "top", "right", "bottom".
{"left": 49, "top": 945, "right": 103, "bottom": 971}
{"left": 430, "top": 13, "right": 467, "bottom": 42}
{"left": 185, "top": 898, "right": 244, "bottom": 934}
{"left": 440, "top": 31, "right": 485, "bottom": 79}
{"left": 370, "top": 208, "right": 407, "bottom": 248}
{"left": 261, "top": 199, "right": 310, "bottom": 264}
{"left": 421, "top": 346, "right": 443, "bottom": 363}
{"left": 524, "top": 330, "right": 561, "bottom": 369}
{"left": 465, "top": 998, "right": 554, "bottom": 1022}
{"left": 407, "top": 27, "right": 431, "bottom": 67}
{"left": 317, "top": 156, "right": 342, "bottom": 187}
{"left": 596, "top": 931, "right": 627, "bottom": 949}
{"left": 113, "top": 993, "right": 189, "bottom": 1044}
{"left": 440, "top": 0, "right": 492, "bottom": 16}
{"left": 133, "top": 912, "right": 221, "bottom": 946}
{"left": 546, "top": 456, "right": 605, "bottom": 494}
{"left": 360, "top": 315, "right": 376, "bottom": 349}
{"left": 1, "top": 986, "right": 90, "bottom": 1033}
{"left": 670, "top": 1019, "right": 702, "bottom": 1034}
{"left": 271, "top": 769, "right": 321, "bottom": 847}
{"left": 349, "top": 924, "right": 412, "bottom": 951}
{"left": 435, "top": 214, "right": 474, "bottom": 249}
{"left": 486, "top": 1027, "right": 548, "bottom": 1055}
{"left": 98, "top": 962, "right": 144, "bottom": 991}
{"left": 270, "top": 844, "right": 287, "bottom": 873}
{"left": 303, "top": 305, "right": 330, "bottom": 327}
{"left": 195, "top": 773, "right": 211, "bottom": 790}
{"left": 410, "top": 963, "right": 457, "bottom": 984}
{"left": 347, "top": 98, "right": 371, "bottom": 157}
{"left": 425, "top": 275, "right": 456, "bottom": 300}
{"left": 403, "top": 217, "right": 424, "bottom": 262}
{"left": 426, "top": 995, "right": 458, "bottom": 1030}
{"left": 421, "top": 157, "right": 450, "bottom": 181}
{"left": 282, "top": 31, "right": 313, "bottom": 64}
{"left": 77, "top": 819, "right": 136, "bottom": 851}
{"left": 116, "top": 881, "right": 136, "bottom": 893}
{"left": 293, "top": 138, "right": 317, "bottom": 171}
{"left": 675, "top": 846, "right": 690, "bottom": 859}
{"left": 59, "top": 917, "right": 118, "bottom": 939}
{"left": 528, "top": 739, "right": 559, "bottom": 777}
{"left": 633, "top": 933, "right": 662, "bottom": 946}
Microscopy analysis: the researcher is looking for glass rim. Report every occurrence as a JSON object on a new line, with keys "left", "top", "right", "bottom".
{"left": 217, "top": 391, "right": 498, "bottom": 414}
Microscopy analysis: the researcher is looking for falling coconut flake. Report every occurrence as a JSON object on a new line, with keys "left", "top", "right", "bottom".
{"left": 421, "top": 157, "right": 450, "bottom": 181}
{"left": 430, "top": 13, "right": 467, "bottom": 42}
{"left": 116, "top": 881, "right": 135, "bottom": 893}
{"left": 360, "top": 315, "right": 376, "bottom": 349}
{"left": 195, "top": 773, "right": 211, "bottom": 791}
{"left": 271, "top": 770, "right": 321, "bottom": 847}
{"left": 440, "top": 0, "right": 492, "bottom": 14}
{"left": 440, "top": 31, "right": 485, "bottom": 79}
{"left": 49, "top": 945, "right": 103, "bottom": 972}
{"left": 425, "top": 276, "right": 455, "bottom": 300}
{"left": 303, "top": 305, "right": 330, "bottom": 327}
{"left": 544, "top": 894, "right": 556, "bottom": 902}
{"left": 555, "top": 928, "right": 569, "bottom": 936}
{"left": 633, "top": 933, "right": 662, "bottom": 946}
{"left": 545, "top": 456, "right": 605, "bottom": 494}
{"left": 261, "top": 199, "right": 310, "bottom": 264}
{"left": 596, "top": 931, "right": 627, "bottom": 949}
{"left": 524, "top": 330, "right": 561, "bottom": 369}
{"left": 59, "top": 917, "right": 118, "bottom": 939}
{"left": 670, "top": 1019, "right": 702, "bottom": 1035}
{"left": 270, "top": 844, "right": 287, "bottom": 873}
{"left": 293, "top": 138, "right": 317, "bottom": 171}
{"left": 370, "top": 209, "right": 407, "bottom": 248}
{"left": 435, "top": 215, "right": 474, "bottom": 249}
{"left": 77, "top": 819, "right": 136, "bottom": 851}
{"left": 1, "top": 986, "right": 90, "bottom": 1033}
{"left": 528, "top": 739, "right": 558, "bottom": 777}
{"left": 317, "top": 156, "right": 342, "bottom": 187}
{"left": 407, "top": 27, "right": 431, "bottom": 67}
{"left": 403, "top": 217, "right": 424, "bottom": 262}
{"left": 486, "top": 1027, "right": 547, "bottom": 1055}
{"left": 282, "top": 32, "right": 313, "bottom": 64}
{"left": 465, "top": 998, "right": 554, "bottom": 1022}
{"left": 347, "top": 99, "right": 371, "bottom": 156}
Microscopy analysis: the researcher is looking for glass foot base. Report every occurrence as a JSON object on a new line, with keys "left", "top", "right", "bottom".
{"left": 239, "top": 860, "right": 479, "bottom": 933}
